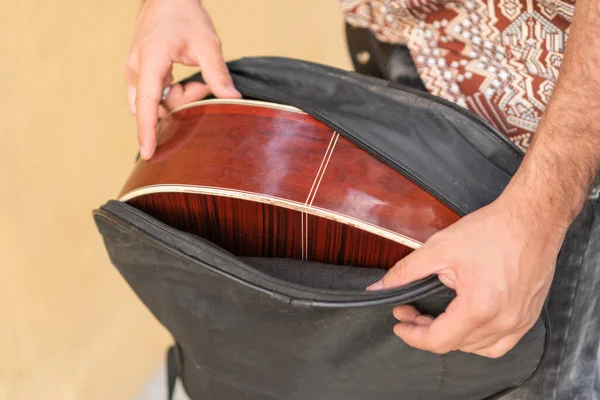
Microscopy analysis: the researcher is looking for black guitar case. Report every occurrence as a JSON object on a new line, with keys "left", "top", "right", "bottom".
{"left": 93, "top": 56, "right": 600, "bottom": 400}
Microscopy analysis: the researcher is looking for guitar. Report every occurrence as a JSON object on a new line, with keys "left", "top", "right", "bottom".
{"left": 119, "top": 99, "right": 459, "bottom": 269}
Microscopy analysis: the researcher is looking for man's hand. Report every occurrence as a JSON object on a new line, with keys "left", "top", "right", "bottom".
{"left": 368, "top": 0, "right": 600, "bottom": 358}
{"left": 367, "top": 188, "right": 567, "bottom": 358}
{"left": 126, "top": 0, "right": 241, "bottom": 160}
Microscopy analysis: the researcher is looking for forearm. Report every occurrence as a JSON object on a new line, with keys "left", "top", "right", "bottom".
{"left": 502, "top": 0, "right": 600, "bottom": 230}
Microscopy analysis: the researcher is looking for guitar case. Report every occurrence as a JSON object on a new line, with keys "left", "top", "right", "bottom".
{"left": 93, "top": 56, "right": 592, "bottom": 399}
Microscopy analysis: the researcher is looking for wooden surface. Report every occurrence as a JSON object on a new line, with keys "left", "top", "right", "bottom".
{"left": 0, "top": 1, "right": 351, "bottom": 399}
{"left": 122, "top": 102, "right": 459, "bottom": 268}
{"left": 129, "top": 193, "right": 415, "bottom": 269}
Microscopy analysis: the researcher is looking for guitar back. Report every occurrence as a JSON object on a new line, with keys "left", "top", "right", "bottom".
{"left": 120, "top": 99, "right": 459, "bottom": 269}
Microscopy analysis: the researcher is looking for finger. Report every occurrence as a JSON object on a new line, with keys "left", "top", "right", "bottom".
{"left": 125, "top": 54, "right": 139, "bottom": 114}
{"left": 182, "top": 81, "right": 213, "bottom": 101}
{"left": 158, "top": 104, "right": 169, "bottom": 119}
{"left": 157, "top": 72, "right": 175, "bottom": 116}
{"left": 163, "top": 82, "right": 212, "bottom": 112}
{"left": 161, "top": 83, "right": 183, "bottom": 112}
{"left": 164, "top": 72, "right": 174, "bottom": 88}
{"left": 136, "top": 55, "right": 172, "bottom": 160}
{"left": 367, "top": 247, "right": 445, "bottom": 291}
{"left": 159, "top": 81, "right": 212, "bottom": 118}
{"left": 413, "top": 315, "right": 435, "bottom": 326}
{"left": 194, "top": 37, "right": 241, "bottom": 99}
{"left": 393, "top": 305, "right": 422, "bottom": 323}
{"left": 394, "top": 295, "right": 489, "bottom": 354}
{"left": 393, "top": 305, "right": 434, "bottom": 326}
{"left": 127, "top": 84, "right": 137, "bottom": 115}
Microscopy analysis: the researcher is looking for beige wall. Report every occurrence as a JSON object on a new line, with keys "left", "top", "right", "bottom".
{"left": 0, "top": 1, "right": 351, "bottom": 399}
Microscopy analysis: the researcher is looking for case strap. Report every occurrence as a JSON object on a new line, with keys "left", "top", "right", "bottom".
{"left": 166, "top": 343, "right": 183, "bottom": 400}
{"left": 344, "top": 22, "right": 427, "bottom": 92}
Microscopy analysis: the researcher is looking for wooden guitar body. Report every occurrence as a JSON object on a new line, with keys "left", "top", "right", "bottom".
{"left": 119, "top": 99, "right": 459, "bottom": 269}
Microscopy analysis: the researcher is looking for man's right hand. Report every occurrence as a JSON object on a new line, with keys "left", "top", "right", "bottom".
{"left": 126, "top": 0, "right": 241, "bottom": 160}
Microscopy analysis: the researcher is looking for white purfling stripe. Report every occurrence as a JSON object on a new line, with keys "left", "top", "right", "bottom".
{"left": 119, "top": 185, "right": 423, "bottom": 249}
{"left": 158, "top": 99, "right": 307, "bottom": 133}
{"left": 168, "top": 98, "right": 305, "bottom": 116}
{"left": 305, "top": 131, "right": 337, "bottom": 205}
{"left": 304, "top": 132, "right": 339, "bottom": 259}
{"left": 304, "top": 212, "right": 308, "bottom": 260}
{"left": 301, "top": 206, "right": 305, "bottom": 261}
{"left": 308, "top": 132, "right": 339, "bottom": 207}
{"left": 303, "top": 130, "right": 337, "bottom": 260}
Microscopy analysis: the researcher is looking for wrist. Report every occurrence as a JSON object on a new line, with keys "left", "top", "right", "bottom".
{"left": 498, "top": 144, "right": 590, "bottom": 236}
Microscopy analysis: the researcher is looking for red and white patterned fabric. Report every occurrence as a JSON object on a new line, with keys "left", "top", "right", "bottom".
{"left": 340, "top": 0, "right": 575, "bottom": 150}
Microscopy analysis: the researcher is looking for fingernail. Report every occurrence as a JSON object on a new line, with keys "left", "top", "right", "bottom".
{"left": 139, "top": 146, "right": 150, "bottom": 160}
{"left": 161, "top": 86, "right": 171, "bottom": 102}
{"left": 393, "top": 323, "right": 404, "bottom": 337}
{"left": 225, "top": 85, "right": 241, "bottom": 96}
{"left": 366, "top": 281, "right": 383, "bottom": 291}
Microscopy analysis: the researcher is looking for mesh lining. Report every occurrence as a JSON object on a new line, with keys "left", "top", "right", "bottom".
{"left": 131, "top": 218, "right": 385, "bottom": 292}
{"left": 240, "top": 257, "right": 386, "bottom": 291}
{"left": 186, "top": 232, "right": 386, "bottom": 291}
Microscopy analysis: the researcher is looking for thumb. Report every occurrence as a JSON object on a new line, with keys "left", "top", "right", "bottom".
{"left": 367, "top": 247, "right": 440, "bottom": 291}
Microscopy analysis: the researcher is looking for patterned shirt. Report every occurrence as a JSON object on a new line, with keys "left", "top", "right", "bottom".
{"left": 340, "top": 0, "right": 575, "bottom": 150}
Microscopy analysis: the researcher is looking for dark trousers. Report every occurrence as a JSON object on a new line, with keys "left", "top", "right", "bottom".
{"left": 504, "top": 192, "right": 600, "bottom": 399}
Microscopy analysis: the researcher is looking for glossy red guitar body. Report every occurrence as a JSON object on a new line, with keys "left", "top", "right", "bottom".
{"left": 119, "top": 99, "right": 459, "bottom": 269}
